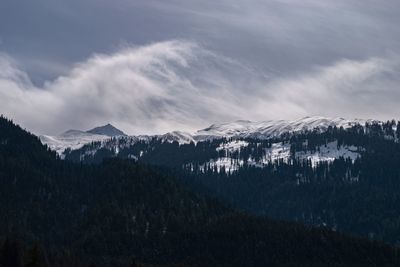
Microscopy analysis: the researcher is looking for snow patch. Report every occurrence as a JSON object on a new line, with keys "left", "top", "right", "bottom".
{"left": 296, "top": 141, "right": 361, "bottom": 167}
{"left": 216, "top": 140, "right": 249, "bottom": 153}
{"left": 200, "top": 157, "right": 244, "bottom": 174}
{"left": 262, "top": 142, "right": 291, "bottom": 163}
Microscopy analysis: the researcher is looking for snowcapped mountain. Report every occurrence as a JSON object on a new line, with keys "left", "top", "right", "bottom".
{"left": 194, "top": 116, "right": 373, "bottom": 140}
{"left": 39, "top": 124, "right": 125, "bottom": 157}
{"left": 40, "top": 116, "right": 375, "bottom": 157}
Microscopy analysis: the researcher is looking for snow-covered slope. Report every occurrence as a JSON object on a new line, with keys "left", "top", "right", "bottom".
{"left": 160, "top": 131, "right": 195, "bottom": 144}
{"left": 202, "top": 140, "right": 362, "bottom": 173}
{"left": 195, "top": 116, "right": 372, "bottom": 140}
{"left": 40, "top": 130, "right": 110, "bottom": 157}
{"left": 40, "top": 123, "right": 127, "bottom": 156}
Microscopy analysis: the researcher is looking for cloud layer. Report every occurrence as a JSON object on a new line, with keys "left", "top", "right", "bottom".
{"left": 2, "top": 0, "right": 400, "bottom": 84}
{"left": 1, "top": 40, "right": 400, "bottom": 135}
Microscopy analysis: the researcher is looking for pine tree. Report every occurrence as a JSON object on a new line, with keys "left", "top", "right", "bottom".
{"left": 24, "top": 244, "right": 43, "bottom": 267}
{"left": 1, "top": 239, "right": 22, "bottom": 267}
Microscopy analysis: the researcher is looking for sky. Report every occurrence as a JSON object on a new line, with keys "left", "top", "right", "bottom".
{"left": 1, "top": 0, "right": 400, "bottom": 135}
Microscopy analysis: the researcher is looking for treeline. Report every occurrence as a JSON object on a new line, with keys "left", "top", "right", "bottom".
{"left": 0, "top": 238, "right": 93, "bottom": 267}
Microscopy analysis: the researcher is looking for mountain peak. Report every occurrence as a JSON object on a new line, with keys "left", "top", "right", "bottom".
{"left": 86, "top": 124, "right": 126, "bottom": 137}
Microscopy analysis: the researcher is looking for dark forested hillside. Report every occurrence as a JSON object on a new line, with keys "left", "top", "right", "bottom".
{"left": 64, "top": 120, "right": 400, "bottom": 244}
{"left": 1, "top": 116, "right": 400, "bottom": 266}
{"left": 182, "top": 124, "right": 400, "bottom": 244}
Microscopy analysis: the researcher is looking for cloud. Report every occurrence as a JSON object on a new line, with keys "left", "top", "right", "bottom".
{"left": 1, "top": 40, "right": 400, "bottom": 135}
{"left": 2, "top": 0, "right": 400, "bottom": 85}
{"left": 260, "top": 56, "right": 400, "bottom": 119}
{"left": 0, "top": 41, "right": 265, "bottom": 134}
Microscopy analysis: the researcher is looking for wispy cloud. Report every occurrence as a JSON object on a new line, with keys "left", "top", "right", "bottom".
{"left": 1, "top": 40, "right": 399, "bottom": 135}
{"left": 0, "top": 41, "right": 261, "bottom": 134}
{"left": 261, "top": 56, "right": 400, "bottom": 119}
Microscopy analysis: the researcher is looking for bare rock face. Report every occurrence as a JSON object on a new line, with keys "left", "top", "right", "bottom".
{"left": 86, "top": 123, "right": 126, "bottom": 137}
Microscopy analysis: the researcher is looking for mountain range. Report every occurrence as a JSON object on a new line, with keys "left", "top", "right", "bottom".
{"left": 40, "top": 116, "right": 378, "bottom": 157}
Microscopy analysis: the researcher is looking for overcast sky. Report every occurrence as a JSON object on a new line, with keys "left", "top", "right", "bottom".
{"left": 1, "top": 0, "right": 400, "bottom": 135}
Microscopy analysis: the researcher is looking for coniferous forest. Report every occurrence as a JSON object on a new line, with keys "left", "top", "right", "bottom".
{"left": 64, "top": 120, "right": 400, "bottom": 245}
{"left": 1, "top": 116, "right": 400, "bottom": 266}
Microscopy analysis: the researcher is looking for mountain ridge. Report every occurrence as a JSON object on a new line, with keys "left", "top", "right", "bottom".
{"left": 40, "top": 116, "right": 380, "bottom": 156}
{"left": 195, "top": 116, "right": 376, "bottom": 139}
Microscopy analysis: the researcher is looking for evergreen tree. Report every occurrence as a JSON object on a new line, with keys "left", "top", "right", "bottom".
{"left": 1, "top": 239, "right": 22, "bottom": 267}
{"left": 24, "top": 244, "right": 44, "bottom": 267}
